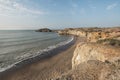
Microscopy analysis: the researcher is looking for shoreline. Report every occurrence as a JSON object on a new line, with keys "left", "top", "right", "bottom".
{"left": 0, "top": 36, "right": 82, "bottom": 80}
{"left": 0, "top": 35, "right": 74, "bottom": 73}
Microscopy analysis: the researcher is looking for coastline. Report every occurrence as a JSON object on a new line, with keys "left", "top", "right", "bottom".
{"left": 0, "top": 35, "right": 74, "bottom": 73}
{"left": 0, "top": 36, "right": 83, "bottom": 80}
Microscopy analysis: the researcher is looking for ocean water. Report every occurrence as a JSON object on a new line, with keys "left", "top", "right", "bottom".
{"left": 0, "top": 30, "right": 73, "bottom": 72}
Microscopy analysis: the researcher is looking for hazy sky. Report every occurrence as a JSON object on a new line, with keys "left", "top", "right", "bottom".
{"left": 0, "top": 0, "right": 120, "bottom": 30}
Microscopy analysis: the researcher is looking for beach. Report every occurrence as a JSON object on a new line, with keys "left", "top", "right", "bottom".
{"left": 0, "top": 37, "right": 85, "bottom": 80}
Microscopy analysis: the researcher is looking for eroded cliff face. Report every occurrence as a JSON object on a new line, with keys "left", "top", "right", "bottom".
{"left": 72, "top": 43, "right": 120, "bottom": 68}
{"left": 58, "top": 29, "right": 87, "bottom": 37}
{"left": 56, "top": 59, "right": 120, "bottom": 80}
{"left": 58, "top": 27, "right": 120, "bottom": 42}
{"left": 87, "top": 32, "right": 110, "bottom": 42}
{"left": 55, "top": 43, "right": 120, "bottom": 80}
{"left": 55, "top": 27, "right": 120, "bottom": 80}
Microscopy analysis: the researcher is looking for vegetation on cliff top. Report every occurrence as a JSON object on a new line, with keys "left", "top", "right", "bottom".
{"left": 97, "top": 39, "right": 120, "bottom": 46}
{"left": 36, "top": 28, "right": 52, "bottom": 32}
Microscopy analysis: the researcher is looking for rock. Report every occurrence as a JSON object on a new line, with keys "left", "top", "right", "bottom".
{"left": 53, "top": 27, "right": 120, "bottom": 80}
{"left": 57, "top": 27, "right": 120, "bottom": 42}
{"left": 54, "top": 42, "right": 120, "bottom": 80}
{"left": 56, "top": 59, "right": 120, "bottom": 80}
{"left": 72, "top": 42, "right": 120, "bottom": 68}
{"left": 57, "top": 29, "right": 87, "bottom": 37}
{"left": 36, "top": 28, "right": 52, "bottom": 32}
{"left": 87, "top": 31, "right": 110, "bottom": 42}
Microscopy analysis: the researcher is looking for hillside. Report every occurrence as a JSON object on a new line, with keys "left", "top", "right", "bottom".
{"left": 55, "top": 27, "right": 120, "bottom": 80}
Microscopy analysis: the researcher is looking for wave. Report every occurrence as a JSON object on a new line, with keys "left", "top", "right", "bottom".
{"left": 0, "top": 36, "right": 61, "bottom": 48}
{"left": 0, "top": 36, "right": 75, "bottom": 73}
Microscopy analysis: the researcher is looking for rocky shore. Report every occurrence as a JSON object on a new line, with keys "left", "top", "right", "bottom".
{"left": 57, "top": 27, "right": 120, "bottom": 42}
{"left": 56, "top": 27, "right": 120, "bottom": 80}
{"left": 0, "top": 27, "right": 119, "bottom": 80}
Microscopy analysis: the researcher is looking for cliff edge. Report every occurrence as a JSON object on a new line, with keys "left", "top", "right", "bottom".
{"left": 56, "top": 43, "right": 120, "bottom": 80}
{"left": 58, "top": 27, "right": 120, "bottom": 42}
{"left": 55, "top": 27, "right": 120, "bottom": 80}
{"left": 72, "top": 43, "right": 120, "bottom": 68}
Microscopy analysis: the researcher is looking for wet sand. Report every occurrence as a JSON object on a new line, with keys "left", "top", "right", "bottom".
{"left": 0, "top": 37, "right": 85, "bottom": 80}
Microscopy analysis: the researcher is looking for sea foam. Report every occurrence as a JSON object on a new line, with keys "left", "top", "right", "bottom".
{"left": 0, "top": 36, "right": 74, "bottom": 73}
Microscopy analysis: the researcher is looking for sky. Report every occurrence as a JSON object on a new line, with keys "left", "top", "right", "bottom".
{"left": 0, "top": 0, "right": 120, "bottom": 30}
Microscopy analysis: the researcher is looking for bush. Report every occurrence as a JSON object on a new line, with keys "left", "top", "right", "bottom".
{"left": 97, "top": 39, "right": 120, "bottom": 46}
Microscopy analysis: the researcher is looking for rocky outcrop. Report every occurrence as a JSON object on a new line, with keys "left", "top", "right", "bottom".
{"left": 36, "top": 28, "right": 52, "bottom": 32}
{"left": 56, "top": 59, "right": 120, "bottom": 80}
{"left": 58, "top": 29, "right": 87, "bottom": 37}
{"left": 87, "top": 31, "right": 110, "bottom": 42}
{"left": 55, "top": 27, "right": 120, "bottom": 80}
{"left": 58, "top": 27, "right": 120, "bottom": 42}
{"left": 72, "top": 43, "right": 120, "bottom": 68}
{"left": 55, "top": 43, "right": 120, "bottom": 80}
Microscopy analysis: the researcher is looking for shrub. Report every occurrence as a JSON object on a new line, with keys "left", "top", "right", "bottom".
{"left": 97, "top": 39, "right": 120, "bottom": 46}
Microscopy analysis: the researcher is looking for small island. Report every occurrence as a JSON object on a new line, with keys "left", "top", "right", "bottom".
{"left": 35, "top": 28, "right": 53, "bottom": 32}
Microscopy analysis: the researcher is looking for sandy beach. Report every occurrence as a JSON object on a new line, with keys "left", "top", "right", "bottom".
{"left": 0, "top": 37, "right": 85, "bottom": 80}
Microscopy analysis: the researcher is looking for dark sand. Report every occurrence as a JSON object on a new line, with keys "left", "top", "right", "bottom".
{"left": 0, "top": 37, "right": 85, "bottom": 80}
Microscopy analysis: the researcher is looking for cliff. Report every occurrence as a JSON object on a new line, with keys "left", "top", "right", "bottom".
{"left": 58, "top": 28, "right": 87, "bottom": 37}
{"left": 55, "top": 27, "right": 120, "bottom": 80}
{"left": 56, "top": 43, "right": 120, "bottom": 80}
{"left": 58, "top": 27, "right": 120, "bottom": 42}
{"left": 72, "top": 43, "right": 120, "bottom": 68}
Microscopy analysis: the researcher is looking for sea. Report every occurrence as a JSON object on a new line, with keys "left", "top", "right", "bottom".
{"left": 0, "top": 30, "right": 74, "bottom": 72}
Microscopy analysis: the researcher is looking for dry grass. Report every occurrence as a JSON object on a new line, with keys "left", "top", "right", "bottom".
{"left": 97, "top": 39, "right": 120, "bottom": 46}
{"left": 56, "top": 58, "right": 120, "bottom": 80}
